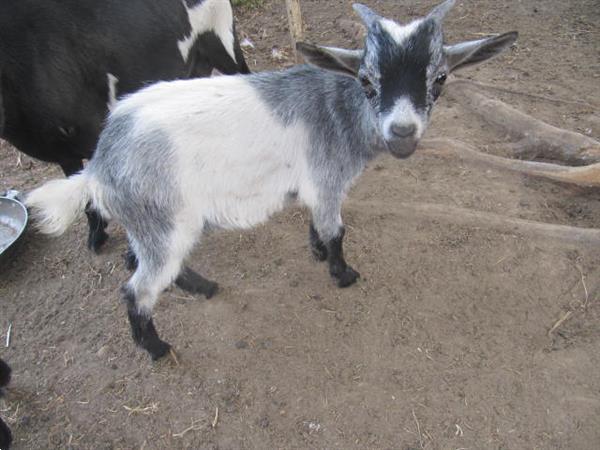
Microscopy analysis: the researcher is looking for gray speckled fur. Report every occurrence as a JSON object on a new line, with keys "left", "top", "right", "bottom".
{"left": 249, "top": 66, "right": 383, "bottom": 240}
{"left": 89, "top": 114, "right": 180, "bottom": 272}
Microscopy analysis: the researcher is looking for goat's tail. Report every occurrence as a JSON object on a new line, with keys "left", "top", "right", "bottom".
{"left": 26, "top": 172, "right": 100, "bottom": 236}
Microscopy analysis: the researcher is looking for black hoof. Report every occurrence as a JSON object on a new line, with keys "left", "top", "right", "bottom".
{"left": 149, "top": 340, "right": 172, "bottom": 361}
{"left": 88, "top": 229, "right": 109, "bottom": 253}
{"left": 175, "top": 267, "right": 219, "bottom": 299}
{"left": 202, "top": 281, "right": 219, "bottom": 299}
{"left": 333, "top": 266, "right": 360, "bottom": 288}
{"left": 126, "top": 305, "right": 171, "bottom": 362}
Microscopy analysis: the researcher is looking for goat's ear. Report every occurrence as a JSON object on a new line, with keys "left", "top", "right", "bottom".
{"left": 428, "top": 0, "right": 455, "bottom": 23}
{"left": 297, "top": 42, "right": 363, "bottom": 78}
{"left": 445, "top": 31, "right": 518, "bottom": 72}
{"left": 352, "top": 3, "right": 382, "bottom": 28}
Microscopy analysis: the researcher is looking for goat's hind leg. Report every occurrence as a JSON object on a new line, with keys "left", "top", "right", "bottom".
{"left": 123, "top": 282, "right": 171, "bottom": 361}
{"left": 59, "top": 159, "right": 109, "bottom": 252}
{"left": 175, "top": 267, "right": 218, "bottom": 299}
{"left": 85, "top": 204, "right": 109, "bottom": 252}
{"left": 124, "top": 236, "right": 192, "bottom": 360}
{"left": 126, "top": 244, "right": 217, "bottom": 299}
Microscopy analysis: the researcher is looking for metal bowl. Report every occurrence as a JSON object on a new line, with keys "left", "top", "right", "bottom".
{"left": 0, "top": 191, "right": 28, "bottom": 263}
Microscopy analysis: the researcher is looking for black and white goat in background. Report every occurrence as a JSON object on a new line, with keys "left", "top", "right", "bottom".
{"left": 27, "top": 0, "right": 518, "bottom": 360}
{"left": 0, "top": 359, "right": 11, "bottom": 450}
{"left": 0, "top": 0, "right": 249, "bottom": 251}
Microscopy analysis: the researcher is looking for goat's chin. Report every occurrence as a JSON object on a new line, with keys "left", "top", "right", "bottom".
{"left": 386, "top": 140, "right": 418, "bottom": 159}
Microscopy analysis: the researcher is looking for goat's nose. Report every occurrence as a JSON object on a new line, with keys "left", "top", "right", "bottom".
{"left": 391, "top": 123, "right": 416, "bottom": 138}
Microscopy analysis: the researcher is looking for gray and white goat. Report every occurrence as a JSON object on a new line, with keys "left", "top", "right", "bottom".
{"left": 27, "top": 0, "right": 517, "bottom": 360}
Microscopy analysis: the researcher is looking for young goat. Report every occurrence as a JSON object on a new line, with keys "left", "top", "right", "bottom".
{"left": 27, "top": 0, "right": 517, "bottom": 360}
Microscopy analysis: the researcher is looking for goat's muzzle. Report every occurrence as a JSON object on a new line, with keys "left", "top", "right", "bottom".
{"left": 386, "top": 138, "right": 418, "bottom": 159}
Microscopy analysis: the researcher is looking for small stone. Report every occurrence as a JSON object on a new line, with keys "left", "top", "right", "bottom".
{"left": 258, "top": 416, "right": 270, "bottom": 428}
{"left": 19, "top": 415, "right": 31, "bottom": 426}
{"left": 235, "top": 340, "right": 249, "bottom": 349}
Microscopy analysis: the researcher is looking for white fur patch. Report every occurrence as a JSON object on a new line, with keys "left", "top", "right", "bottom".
{"left": 178, "top": 0, "right": 236, "bottom": 63}
{"left": 107, "top": 73, "right": 119, "bottom": 111}
{"left": 381, "top": 96, "right": 425, "bottom": 141}
{"left": 115, "top": 76, "right": 316, "bottom": 233}
{"left": 379, "top": 18, "right": 422, "bottom": 45}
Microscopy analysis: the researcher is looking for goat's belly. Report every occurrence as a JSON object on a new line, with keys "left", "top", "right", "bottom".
{"left": 200, "top": 171, "right": 297, "bottom": 229}
{"left": 188, "top": 156, "right": 303, "bottom": 230}
{"left": 207, "top": 189, "right": 291, "bottom": 229}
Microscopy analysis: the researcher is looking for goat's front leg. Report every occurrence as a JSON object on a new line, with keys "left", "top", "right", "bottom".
{"left": 309, "top": 222, "right": 328, "bottom": 261}
{"left": 310, "top": 204, "right": 360, "bottom": 288}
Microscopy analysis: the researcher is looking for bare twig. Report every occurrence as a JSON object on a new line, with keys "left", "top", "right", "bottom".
{"left": 548, "top": 311, "right": 573, "bottom": 335}
{"left": 211, "top": 407, "right": 219, "bottom": 428}
{"left": 575, "top": 265, "right": 589, "bottom": 308}
{"left": 14, "top": 152, "right": 22, "bottom": 168}
{"left": 5, "top": 323, "right": 12, "bottom": 348}
{"left": 173, "top": 419, "right": 203, "bottom": 438}
{"left": 123, "top": 403, "right": 159, "bottom": 416}
{"left": 412, "top": 409, "right": 424, "bottom": 449}
{"left": 169, "top": 348, "right": 180, "bottom": 366}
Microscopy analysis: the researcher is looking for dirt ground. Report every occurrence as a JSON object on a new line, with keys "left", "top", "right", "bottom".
{"left": 1, "top": 0, "right": 599, "bottom": 448}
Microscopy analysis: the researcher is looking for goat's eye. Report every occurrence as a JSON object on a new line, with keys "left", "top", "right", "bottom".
{"left": 435, "top": 72, "right": 447, "bottom": 85}
{"left": 359, "top": 76, "right": 376, "bottom": 100}
{"left": 431, "top": 72, "right": 447, "bottom": 101}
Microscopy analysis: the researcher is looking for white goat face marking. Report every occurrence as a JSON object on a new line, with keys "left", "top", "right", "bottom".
{"left": 178, "top": 0, "right": 236, "bottom": 63}
{"left": 379, "top": 18, "right": 423, "bottom": 45}
{"left": 380, "top": 96, "right": 425, "bottom": 141}
{"left": 107, "top": 73, "right": 119, "bottom": 111}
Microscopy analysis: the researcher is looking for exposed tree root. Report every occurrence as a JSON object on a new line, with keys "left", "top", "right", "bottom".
{"left": 421, "top": 138, "right": 600, "bottom": 187}
{"left": 446, "top": 80, "right": 600, "bottom": 165}
{"left": 353, "top": 201, "right": 600, "bottom": 245}
{"left": 451, "top": 77, "right": 598, "bottom": 109}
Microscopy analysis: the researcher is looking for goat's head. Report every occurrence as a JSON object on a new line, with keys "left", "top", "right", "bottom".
{"left": 297, "top": 0, "right": 518, "bottom": 158}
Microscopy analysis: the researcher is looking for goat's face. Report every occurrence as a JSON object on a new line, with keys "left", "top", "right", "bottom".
{"left": 358, "top": 13, "right": 447, "bottom": 158}
{"left": 297, "top": 0, "right": 517, "bottom": 159}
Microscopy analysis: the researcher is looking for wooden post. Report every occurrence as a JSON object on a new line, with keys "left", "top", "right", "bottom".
{"left": 285, "top": 0, "right": 304, "bottom": 62}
